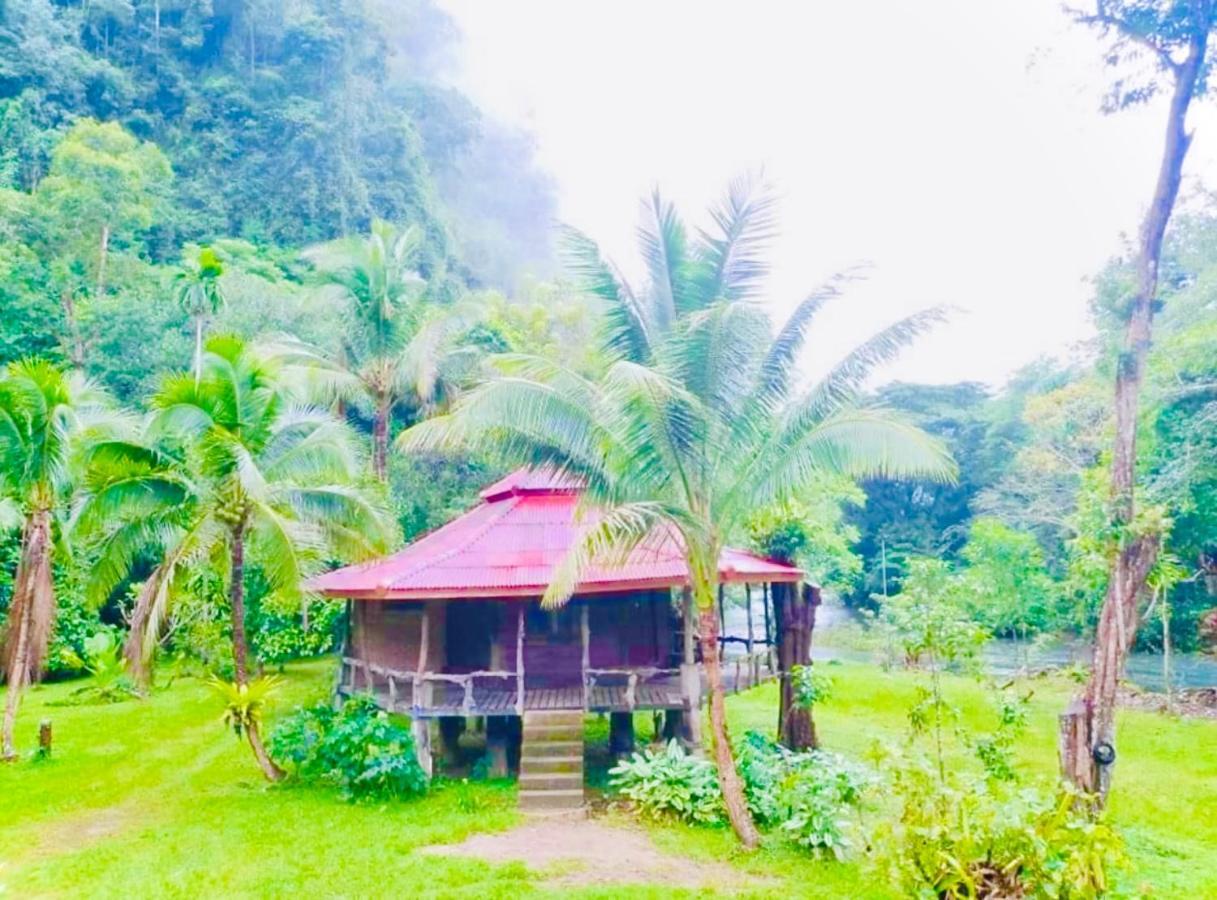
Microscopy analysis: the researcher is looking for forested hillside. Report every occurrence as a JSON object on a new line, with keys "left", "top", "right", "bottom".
{"left": 0, "top": 0, "right": 555, "bottom": 384}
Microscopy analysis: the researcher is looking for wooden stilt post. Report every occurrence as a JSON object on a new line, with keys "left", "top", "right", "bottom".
{"left": 745, "top": 583, "right": 754, "bottom": 652}
{"left": 746, "top": 583, "right": 758, "bottom": 688}
{"left": 412, "top": 605, "right": 433, "bottom": 776}
{"left": 580, "top": 602, "right": 590, "bottom": 711}
{"left": 516, "top": 605, "right": 526, "bottom": 715}
{"left": 763, "top": 583, "right": 771, "bottom": 644}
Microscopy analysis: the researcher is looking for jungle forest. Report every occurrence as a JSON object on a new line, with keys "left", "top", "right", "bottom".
{"left": 1, "top": 1, "right": 1216, "bottom": 897}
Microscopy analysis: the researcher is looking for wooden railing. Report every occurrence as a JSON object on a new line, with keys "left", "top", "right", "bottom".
{"left": 339, "top": 657, "right": 522, "bottom": 714}
{"left": 339, "top": 652, "right": 777, "bottom": 715}
{"left": 723, "top": 649, "right": 777, "bottom": 694}
{"left": 584, "top": 666, "right": 681, "bottom": 710}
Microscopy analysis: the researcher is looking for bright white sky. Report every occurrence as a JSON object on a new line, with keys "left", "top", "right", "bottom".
{"left": 439, "top": 0, "right": 1217, "bottom": 387}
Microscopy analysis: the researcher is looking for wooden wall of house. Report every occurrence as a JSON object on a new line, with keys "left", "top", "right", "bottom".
{"left": 586, "top": 590, "right": 676, "bottom": 668}
{"left": 349, "top": 592, "right": 678, "bottom": 677}
{"left": 350, "top": 600, "right": 446, "bottom": 673}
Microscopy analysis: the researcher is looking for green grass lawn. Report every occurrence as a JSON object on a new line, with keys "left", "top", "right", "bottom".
{"left": 1, "top": 659, "right": 1214, "bottom": 898}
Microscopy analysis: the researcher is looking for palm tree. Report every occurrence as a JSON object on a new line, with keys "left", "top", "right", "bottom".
{"left": 176, "top": 246, "right": 226, "bottom": 384}
{"left": 1, "top": 359, "right": 109, "bottom": 759}
{"left": 400, "top": 177, "right": 956, "bottom": 847}
{"left": 74, "top": 335, "right": 392, "bottom": 778}
{"left": 302, "top": 220, "right": 465, "bottom": 480}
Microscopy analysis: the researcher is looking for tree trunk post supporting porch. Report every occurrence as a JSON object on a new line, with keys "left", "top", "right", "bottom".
{"left": 438, "top": 716, "right": 465, "bottom": 769}
{"left": 580, "top": 603, "right": 590, "bottom": 710}
{"left": 413, "top": 606, "right": 433, "bottom": 776}
{"left": 515, "top": 605, "right": 525, "bottom": 715}
{"left": 609, "top": 712, "right": 635, "bottom": 758}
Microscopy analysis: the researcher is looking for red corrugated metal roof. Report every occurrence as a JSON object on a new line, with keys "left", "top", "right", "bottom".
{"left": 312, "top": 468, "right": 803, "bottom": 600}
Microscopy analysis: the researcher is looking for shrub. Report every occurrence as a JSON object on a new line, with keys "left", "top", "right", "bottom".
{"left": 609, "top": 740, "right": 725, "bottom": 825}
{"left": 269, "top": 695, "right": 429, "bottom": 800}
{"left": 737, "top": 731, "right": 874, "bottom": 858}
{"left": 871, "top": 760, "right": 1125, "bottom": 899}
{"left": 252, "top": 598, "right": 344, "bottom": 666}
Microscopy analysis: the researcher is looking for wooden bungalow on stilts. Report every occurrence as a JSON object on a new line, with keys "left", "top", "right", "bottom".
{"left": 312, "top": 469, "right": 803, "bottom": 812}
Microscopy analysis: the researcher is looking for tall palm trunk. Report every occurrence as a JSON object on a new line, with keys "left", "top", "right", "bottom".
{"left": 2, "top": 508, "right": 54, "bottom": 760}
{"left": 123, "top": 571, "right": 161, "bottom": 693}
{"left": 193, "top": 317, "right": 205, "bottom": 386}
{"left": 372, "top": 394, "right": 391, "bottom": 481}
{"left": 96, "top": 223, "right": 111, "bottom": 299}
{"left": 227, "top": 517, "right": 283, "bottom": 782}
{"left": 695, "top": 596, "right": 760, "bottom": 849}
{"left": 1060, "top": 25, "right": 1208, "bottom": 805}
{"left": 230, "top": 518, "right": 249, "bottom": 685}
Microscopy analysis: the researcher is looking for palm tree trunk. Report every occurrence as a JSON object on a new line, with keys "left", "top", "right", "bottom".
{"left": 372, "top": 397, "right": 390, "bottom": 481}
{"left": 193, "top": 317, "right": 204, "bottom": 386}
{"left": 230, "top": 519, "right": 249, "bottom": 685}
{"left": 2, "top": 509, "right": 54, "bottom": 760}
{"left": 96, "top": 223, "right": 110, "bottom": 298}
{"left": 123, "top": 574, "right": 159, "bottom": 693}
{"left": 61, "top": 288, "right": 85, "bottom": 369}
{"left": 697, "top": 604, "right": 760, "bottom": 849}
{"left": 246, "top": 717, "right": 284, "bottom": 781}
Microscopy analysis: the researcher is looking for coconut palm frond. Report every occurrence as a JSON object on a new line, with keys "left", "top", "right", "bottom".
{"left": 748, "top": 266, "right": 871, "bottom": 416}
{"left": 560, "top": 225, "right": 653, "bottom": 363}
{"left": 741, "top": 408, "right": 956, "bottom": 515}
{"left": 542, "top": 500, "right": 681, "bottom": 609}
{"left": 638, "top": 189, "right": 688, "bottom": 327}
{"left": 693, "top": 172, "right": 778, "bottom": 304}
{"left": 799, "top": 307, "right": 949, "bottom": 421}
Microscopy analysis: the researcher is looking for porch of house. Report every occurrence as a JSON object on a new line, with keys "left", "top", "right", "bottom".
{"left": 334, "top": 585, "right": 782, "bottom": 721}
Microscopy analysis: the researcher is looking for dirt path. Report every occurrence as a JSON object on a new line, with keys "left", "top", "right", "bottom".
{"left": 421, "top": 815, "right": 754, "bottom": 890}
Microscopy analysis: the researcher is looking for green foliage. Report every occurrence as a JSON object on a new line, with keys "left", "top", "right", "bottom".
{"left": 54, "top": 631, "right": 136, "bottom": 705}
{"left": 610, "top": 733, "right": 873, "bottom": 857}
{"left": 389, "top": 451, "right": 498, "bottom": 541}
{"left": 871, "top": 765, "right": 1126, "bottom": 899}
{"left": 878, "top": 558, "right": 989, "bottom": 672}
{"left": 252, "top": 599, "right": 345, "bottom": 667}
{"left": 849, "top": 381, "right": 1011, "bottom": 607}
{"left": 609, "top": 740, "right": 726, "bottom": 825}
{"left": 746, "top": 472, "right": 864, "bottom": 594}
{"left": 871, "top": 572, "right": 1125, "bottom": 897}
{"left": 268, "top": 696, "right": 429, "bottom": 801}
{"left": 735, "top": 731, "right": 873, "bottom": 858}
{"left": 210, "top": 674, "right": 283, "bottom": 740}
{"left": 789, "top": 664, "right": 835, "bottom": 710}
{"left": 956, "top": 517, "right": 1061, "bottom": 637}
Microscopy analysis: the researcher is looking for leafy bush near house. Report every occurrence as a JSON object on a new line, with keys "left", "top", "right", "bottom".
{"left": 268, "top": 696, "right": 429, "bottom": 800}
{"left": 736, "top": 731, "right": 874, "bottom": 858}
{"left": 611, "top": 734, "right": 873, "bottom": 856}
{"left": 609, "top": 740, "right": 725, "bottom": 825}
{"left": 252, "top": 598, "right": 345, "bottom": 666}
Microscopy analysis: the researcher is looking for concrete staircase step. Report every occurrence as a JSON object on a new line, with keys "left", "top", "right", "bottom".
{"left": 522, "top": 725, "right": 583, "bottom": 742}
{"left": 524, "top": 709, "right": 584, "bottom": 722}
{"left": 521, "top": 740, "right": 583, "bottom": 758}
{"left": 519, "top": 772, "right": 583, "bottom": 791}
{"left": 519, "top": 788, "right": 585, "bottom": 810}
{"left": 519, "top": 754, "right": 582, "bottom": 774}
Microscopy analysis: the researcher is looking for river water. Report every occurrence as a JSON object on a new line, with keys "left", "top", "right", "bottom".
{"left": 722, "top": 596, "right": 1217, "bottom": 693}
